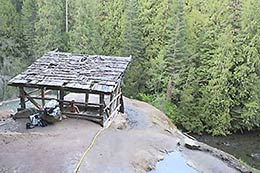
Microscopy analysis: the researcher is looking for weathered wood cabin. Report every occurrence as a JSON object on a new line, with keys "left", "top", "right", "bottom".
{"left": 8, "top": 51, "right": 131, "bottom": 127}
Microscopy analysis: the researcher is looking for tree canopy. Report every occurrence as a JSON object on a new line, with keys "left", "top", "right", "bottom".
{"left": 1, "top": 0, "right": 260, "bottom": 135}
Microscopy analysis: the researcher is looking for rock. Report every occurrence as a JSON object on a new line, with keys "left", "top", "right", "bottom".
{"left": 250, "top": 153, "right": 260, "bottom": 159}
{"left": 0, "top": 110, "right": 13, "bottom": 121}
{"left": 13, "top": 108, "right": 37, "bottom": 119}
{"left": 184, "top": 138, "right": 201, "bottom": 150}
{"left": 110, "top": 113, "right": 129, "bottom": 130}
{"left": 132, "top": 150, "right": 159, "bottom": 172}
{"left": 157, "top": 154, "right": 164, "bottom": 161}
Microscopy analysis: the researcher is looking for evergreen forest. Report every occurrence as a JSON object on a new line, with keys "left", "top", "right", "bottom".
{"left": 1, "top": 0, "right": 260, "bottom": 135}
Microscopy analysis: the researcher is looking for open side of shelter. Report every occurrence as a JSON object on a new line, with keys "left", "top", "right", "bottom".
{"left": 8, "top": 51, "right": 132, "bottom": 127}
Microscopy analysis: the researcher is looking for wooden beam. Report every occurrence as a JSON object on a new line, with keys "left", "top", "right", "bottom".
{"left": 29, "top": 96, "right": 101, "bottom": 107}
{"left": 119, "top": 94, "right": 124, "bottom": 113}
{"left": 85, "top": 92, "right": 89, "bottom": 103}
{"left": 99, "top": 93, "right": 104, "bottom": 116}
{"left": 59, "top": 89, "right": 65, "bottom": 112}
{"left": 27, "top": 88, "right": 40, "bottom": 95}
{"left": 103, "top": 103, "right": 121, "bottom": 128}
{"left": 63, "top": 112, "right": 103, "bottom": 126}
{"left": 24, "top": 91, "right": 42, "bottom": 110}
{"left": 109, "top": 93, "right": 113, "bottom": 115}
{"left": 19, "top": 86, "right": 26, "bottom": 110}
{"left": 63, "top": 112, "right": 103, "bottom": 119}
{"left": 104, "top": 92, "right": 122, "bottom": 111}
{"left": 41, "top": 88, "right": 45, "bottom": 107}
{"left": 9, "top": 83, "right": 113, "bottom": 95}
{"left": 85, "top": 92, "right": 89, "bottom": 111}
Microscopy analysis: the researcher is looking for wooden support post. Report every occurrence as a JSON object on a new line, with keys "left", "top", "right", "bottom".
{"left": 59, "top": 89, "right": 65, "bottom": 112}
{"left": 119, "top": 93, "right": 124, "bottom": 113}
{"left": 109, "top": 93, "right": 113, "bottom": 115}
{"left": 99, "top": 93, "right": 104, "bottom": 116}
{"left": 19, "top": 86, "right": 26, "bottom": 110}
{"left": 85, "top": 92, "right": 89, "bottom": 111}
{"left": 116, "top": 83, "right": 121, "bottom": 108}
{"left": 24, "top": 92, "right": 42, "bottom": 110}
{"left": 41, "top": 88, "right": 45, "bottom": 108}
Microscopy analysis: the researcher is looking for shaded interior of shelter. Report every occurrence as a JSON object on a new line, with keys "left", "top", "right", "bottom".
{"left": 8, "top": 51, "right": 132, "bottom": 127}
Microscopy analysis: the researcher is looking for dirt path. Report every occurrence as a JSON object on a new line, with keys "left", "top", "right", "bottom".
{"left": 0, "top": 98, "right": 253, "bottom": 173}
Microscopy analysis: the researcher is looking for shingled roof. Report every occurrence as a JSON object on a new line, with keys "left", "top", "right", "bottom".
{"left": 8, "top": 51, "right": 131, "bottom": 94}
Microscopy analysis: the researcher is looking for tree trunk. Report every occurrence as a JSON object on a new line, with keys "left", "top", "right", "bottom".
{"left": 166, "top": 78, "right": 173, "bottom": 99}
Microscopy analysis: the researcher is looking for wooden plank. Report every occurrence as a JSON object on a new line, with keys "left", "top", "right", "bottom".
{"left": 29, "top": 96, "right": 101, "bottom": 107}
{"left": 63, "top": 112, "right": 103, "bottom": 126}
{"left": 63, "top": 112, "right": 103, "bottom": 119}
{"left": 8, "top": 52, "right": 131, "bottom": 97}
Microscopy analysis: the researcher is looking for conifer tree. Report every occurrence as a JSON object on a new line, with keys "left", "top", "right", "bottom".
{"left": 97, "top": 0, "right": 124, "bottom": 56}
{"left": 120, "top": 0, "right": 146, "bottom": 97}
{"left": 229, "top": 0, "right": 260, "bottom": 131}
{"left": 69, "top": 0, "right": 101, "bottom": 54}
{"left": 21, "top": 0, "right": 38, "bottom": 64}
{"left": 34, "top": 0, "right": 67, "bottom": 57}
{"left": 0, "top": 0, "right": 24, "bottom": 100}
{"left": 165, "top": 0, "right": 189, "bottom": 101}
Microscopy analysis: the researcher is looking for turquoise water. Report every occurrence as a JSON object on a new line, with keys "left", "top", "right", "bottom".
{"left": 0, "top": 100, "right": 20, "bottom": 112}
{"left": 0, "top": 95, "right": 57, "bottom": 112}
{"left": 149, "top": 151, "right": 197, "bottom": 173}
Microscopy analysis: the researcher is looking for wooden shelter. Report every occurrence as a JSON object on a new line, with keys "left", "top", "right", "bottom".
{"left": 8, "top": 51, "right": 131, "bottom": 127}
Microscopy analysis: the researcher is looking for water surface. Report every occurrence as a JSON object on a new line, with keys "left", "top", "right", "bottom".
{"left": 192, "top": 131, "right": 260, "bottom": 170}
{"left": 149, "top": 151, "right": 197, "bottom": 173}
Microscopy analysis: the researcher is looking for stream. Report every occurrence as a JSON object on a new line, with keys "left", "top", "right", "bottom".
{"left": 192, "top": 131, "right": 260, "bottom": 170}
{"left": 0, "top": 99, "right": 260, "bottom": 171}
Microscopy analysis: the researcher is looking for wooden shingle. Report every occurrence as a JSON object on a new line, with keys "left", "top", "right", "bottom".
{"left": 8, "top": 51, "right": 131, "bottom": 94}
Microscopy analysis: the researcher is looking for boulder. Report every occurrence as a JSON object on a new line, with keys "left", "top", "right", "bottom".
{"left": 184, "top": 138, "right": 201, "bottom": 150}
{"left": 0, "top": 109, "right": 14, "bottom": 121}
{"left": 13, "top": 108, "right": 37, "bottom": 119}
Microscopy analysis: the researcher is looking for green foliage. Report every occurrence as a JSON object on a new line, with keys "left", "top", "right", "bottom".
{"left": 1, "top": 0, "right": 260, "bottom": 135}
{"left": 34, "top": 0, "right": 67, "bottom": 57}
{"left": 69, "top": 0, "right": 101, "bottom": 54}
{"left": 0, "top": 0, "right": 25, "bottom": 100}
{"left": 21, "top": 0, "right": 38, "bottom": 64}
{"left": 140, "top": 92, "right": 176, "bottom": 119}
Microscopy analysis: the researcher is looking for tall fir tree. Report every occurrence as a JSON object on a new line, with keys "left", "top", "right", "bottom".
{"left": 69, "top": 0, "right": 101, "bottom": 54}
{"left": 97, "top": 0, "right": 124, "bottom": 56}
{"left": 120, "top": 0, "right": 146, "bottom": 97}
{"left": 0, "top": 0, "right": 24, "bottom": 100}
{"left": 229, "top": 0, "right": 260, "bottom": 131}
{"left": 34, "top": 0, "right": 67, "bottom": 57}
{"left": 21, "top": 0, "right": 38, "bottom": 64}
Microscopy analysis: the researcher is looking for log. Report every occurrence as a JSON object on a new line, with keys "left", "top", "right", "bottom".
{"left": 24, "top": 90, "right": 42, "bottom": 110}
{"left": 59, "top": 89, "right": 65, "bottom": 112}
{"left": 41, "top": 88, "right": 45, "bottom": 107}
{"left": 19, "top": 87, "right": 26, "bottom": 110}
